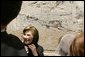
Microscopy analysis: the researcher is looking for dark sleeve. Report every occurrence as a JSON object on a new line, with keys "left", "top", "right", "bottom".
{"left": 37, "top": 45, "right": 44, "bottom": 56}
{"left": 8, "top": 34, "right": 24, "bottom": 49}
{"left": 1, "top": 33, "right": 27, "bottom": 56}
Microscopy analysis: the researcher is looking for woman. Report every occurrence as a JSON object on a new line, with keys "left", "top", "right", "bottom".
{"left": 55, "top": 32, "right": 76, "bottom": 56}
{"left": 22, "top": 25, "right": 44, "bottom": 56}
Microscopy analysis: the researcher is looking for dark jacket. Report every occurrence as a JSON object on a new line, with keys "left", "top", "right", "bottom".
{"left": 27, "top": 45, "right": 44, "bottom": 56}
{"left": 1, "top": 31, "right": 27, "bottom": 56}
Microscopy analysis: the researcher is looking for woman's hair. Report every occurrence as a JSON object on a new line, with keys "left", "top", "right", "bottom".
{"left": 70, "top": 32, "right": 84, "bottom": 56}
{"left": 23, "top": 25, "right": 39, "bottom": 45}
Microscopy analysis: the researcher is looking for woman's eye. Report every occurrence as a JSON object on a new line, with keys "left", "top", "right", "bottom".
{"left": 27, "top": 34, "right": 30, "bottom": 36}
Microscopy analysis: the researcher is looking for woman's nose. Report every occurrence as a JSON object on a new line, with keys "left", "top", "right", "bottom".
{"left": 23, "top": 35, "right": 28, "bottom": 39}
{"left": 23, "top": 36, "right": 29, "bottom": 41}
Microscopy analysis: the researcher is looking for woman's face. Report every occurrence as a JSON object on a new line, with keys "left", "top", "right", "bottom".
{"left": 23, "top": 31, "right": 33, "bottom": 45}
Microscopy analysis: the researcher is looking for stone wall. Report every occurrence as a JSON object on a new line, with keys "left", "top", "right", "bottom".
{"left": 7, "top": 1, "right": 84, "bottom": 56}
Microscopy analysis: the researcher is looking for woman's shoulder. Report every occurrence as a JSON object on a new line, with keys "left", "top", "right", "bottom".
{"left": 37, "top": 45, "right": 44, "bottom": 52}
{"left": 37, "top": 45, "right": 44, "bottom": 56}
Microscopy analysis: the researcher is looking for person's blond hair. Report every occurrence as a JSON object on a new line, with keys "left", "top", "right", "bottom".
{"left": 70, "top": 32, "right": 84, "bottom": 56}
